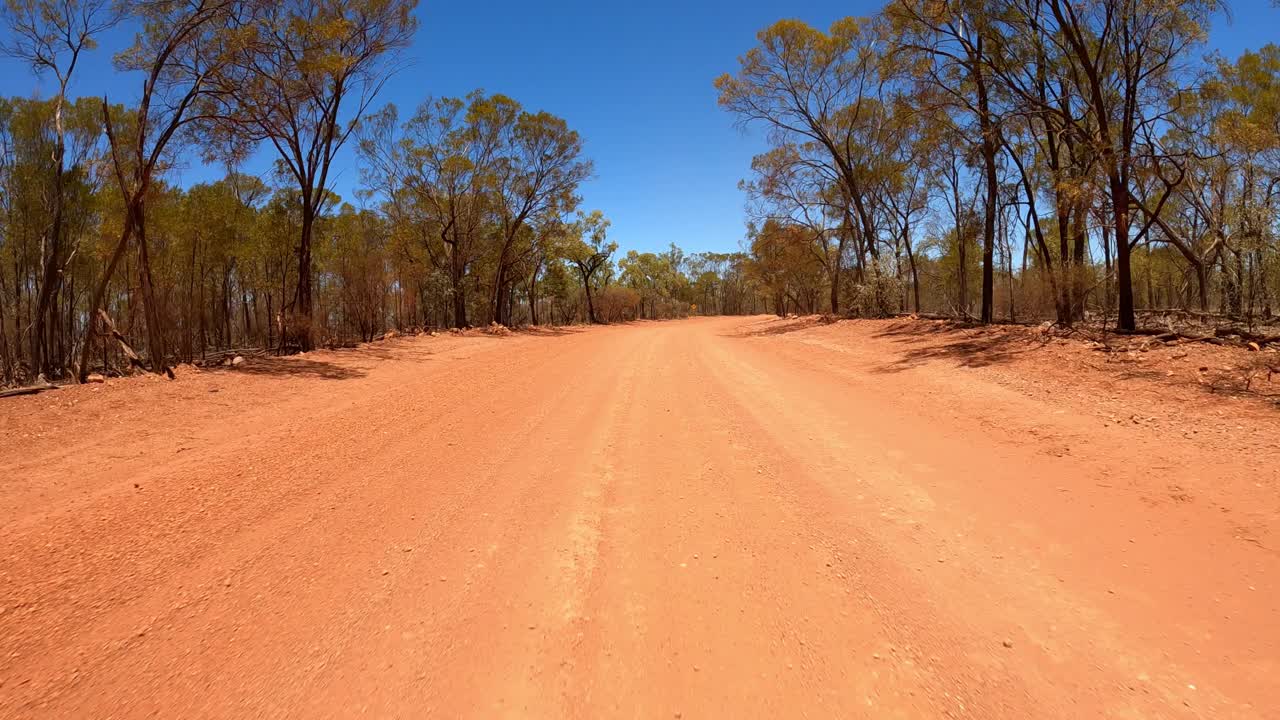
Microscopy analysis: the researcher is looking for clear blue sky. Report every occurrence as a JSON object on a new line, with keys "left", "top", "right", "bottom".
{"left": 1, "top": 1, "right": 1275, "bottom": 256}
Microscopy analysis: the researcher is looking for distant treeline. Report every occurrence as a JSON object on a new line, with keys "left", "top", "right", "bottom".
{"left": 0, "top": 0, "right": 773, "bottom": 385}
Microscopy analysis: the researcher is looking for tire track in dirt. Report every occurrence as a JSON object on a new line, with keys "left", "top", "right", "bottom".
{"left": 2, "top": 317, "right": 1277, "bottom": 718}
{"left": 708, "top": 320, "right": 1276, "bottom": 719}
{"left": 554, "top": 323, "right": 1023, "bottom": 718}
{"left": 1, "top": 328, "right": 633, "bottom": 717}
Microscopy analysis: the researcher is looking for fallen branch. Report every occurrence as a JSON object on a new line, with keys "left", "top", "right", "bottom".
{"left": 97, "top": 309, "right": 175, "bottom": 379}
{"left": 1177, "top": 334, "right": 1228, "bottom": 346}
{"left": 0, "top": 375, "right": 58, "bottom": 399}
{"left": 98, "top": 309, "right": 147, "bottom": 371}
{"left": 893, "top": 312, "right": 953, "bottom": 321}
{"left": 197, "top": 347, "right": 269, "bottom": 365}
{"left": 1226, "top": 329, "right": 1280, "bottom": 347}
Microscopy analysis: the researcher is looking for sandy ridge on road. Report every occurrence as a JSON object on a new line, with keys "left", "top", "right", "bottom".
{"left": 1, "top": 316, "right": 1277, "bottom": 718}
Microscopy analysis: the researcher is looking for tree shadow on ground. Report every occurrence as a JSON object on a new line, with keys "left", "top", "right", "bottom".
{"left": 868, "top": 322, "right": 1050, "bottom": 373}
{"left": 211, "top": 357, "right": 367, "bottom": 381}
{"left": 725, "top": 316, "right": 834, "bottom": 338}
{"left": 514, "top": 325, "right": 588, "bottom": 337}
{"left": 350, "top": 344, "right": 442, "bottom": 363}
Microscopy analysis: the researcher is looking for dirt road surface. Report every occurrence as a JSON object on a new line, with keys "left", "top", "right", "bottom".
{"left": 3, "top": 316, "right": 1278, "bottom": 718}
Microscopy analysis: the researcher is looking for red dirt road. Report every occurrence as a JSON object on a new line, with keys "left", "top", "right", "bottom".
{"left": 2, "top": 316, "right": 1277, "bottom": 718}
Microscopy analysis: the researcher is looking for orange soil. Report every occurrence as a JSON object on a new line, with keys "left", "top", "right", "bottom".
{"left": 1, "top": 316, "right": 1277, "bottom": 718}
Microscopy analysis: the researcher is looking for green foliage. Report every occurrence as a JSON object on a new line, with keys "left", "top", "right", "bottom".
{"left": 848, "top": 261, "right": 905, "bottom": 318}
{"left": 719, "top": 1, "right": 1277, "bottom": 329}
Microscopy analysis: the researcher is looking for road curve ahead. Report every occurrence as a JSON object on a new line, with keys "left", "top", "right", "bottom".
{"left": 1, "top": 316, "right": 1276, "bottom": 718}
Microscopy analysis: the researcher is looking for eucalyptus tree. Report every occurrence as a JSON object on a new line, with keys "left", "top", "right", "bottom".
{"left": 619, "top": 249, "right": 697, "bottom": 319}
{"left": 716, "top": 17, "right": 889, "bottom": 295}
{"left": 888, "top": 0, "right": 1002, "bottom": 322}
{"left": 747, "top": 219, "right": 827, "bottom": 316}
{"left": 209, "top": 0, "right": 418, "bottom": 349}
{"left": 522, "top": 212, "right": 566, "bottom": 327}
{"left": 1193, "top": 45, "right": 1280, "bottom": 317}
{"left": 741, "top": 144, "right": 847, "bottom": 313}
{"left": 78, "top": 0, "right": 241, "bottom": 380}
{"left": 875, "top": 99, "right": 936, "bottom": 312}
{"left": 482, "top": 96, "right": 591, "bottom": 326}
{"left": 985, "top": 0, "right": 1219, "bottom": 330}
{"left": 360, "top": 91, "right": 590, "bottom": 328}
{"left": 359, "top": 94, "right": 500, "bottom": 329}
{"left": 2, "top": 0, "right": 119, "bottom": 376}
{"left": 561, "top": 210, "right": 613, "bottom": 324}
{"left": 977, "top": 11, "right": 1096, "bottom": 325}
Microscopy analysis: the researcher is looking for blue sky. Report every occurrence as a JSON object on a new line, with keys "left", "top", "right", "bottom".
{"left": 1, "top": 0, "right": 1275, "bottom": 256}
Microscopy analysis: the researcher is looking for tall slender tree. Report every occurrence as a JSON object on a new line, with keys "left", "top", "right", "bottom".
{"left": 78, "top": 0, "right": 240, "bottom": 380}
{"left": 209, "top": 0, "right": 418, "bottom": 349}
{"left": 2, "top": 0, "right": 118, "bottom": 377}
{"left": 563, "top": 210, "right": 613, "bottom": 324}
